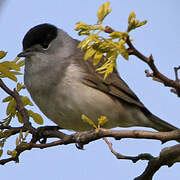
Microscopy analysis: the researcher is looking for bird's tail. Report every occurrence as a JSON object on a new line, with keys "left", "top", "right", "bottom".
{"left": 148, "top": 114, "right": 178, "bottom": 132}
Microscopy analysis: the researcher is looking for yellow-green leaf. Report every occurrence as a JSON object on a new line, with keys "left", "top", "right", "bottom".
{"left": 93, "top": 51, "right": 103, "bottom": 66}
{"left": 137, "top": 20, "right": 147, "bottom": 27}
{"left": 135, "top": 20, "right": 139, "bottom": 26}
{"left": 98, "top": 116, "right": 108, "bottom": 127}
{"left": 24, "top": 130, "right": 30, "bottom": 138}
{"left": 104, "top": 62, "right": 115, "bottom": 79}
{"left": 84, "top": 47, "right": 96, "bottom": 61}
{"left": 0, "top": 149, "right": 3, "bottom": 157}
{"left": 16, "top": 137, "right": 20, "bottom": 146}
{"left": 110, "top": 32, "right": 128, "bottom": 39}
{"left": 97, "top": 3, "right": 105, "bottom": 23}
{"left": 6, "top": 99, "right": 16, "bottom": 116}
{"left": 119, "top": 44, "right": 129, "bottom": 60}
{"left": 127, "top": 12, "right": 147, "bottom": 32}
{"left": 78, "top": 37, "right": 92, "bottom": 50}
{"left": 13, "top": 56, "right": 21, "bottom": 63}
{"left": 17, "top": 83, "right": 22, "bottom": 92}
{"left": 16, "top": 112, "right": 23, "bottom": 124}
{"left": 0, "top": 64, "right": 17, "bottom": 81}
{"left": 11, "top": 71, "right": 23, "bottom": 76}
{"left": 28, "top": 110, "right": 34, "bottom": 116}
{"left": 19, "top": 129, "right": 23, "bottom": 140}
{"left": 2, "top": 96, "right": 12, "bottom": 102}
{"left": 16, "top": 60, "right": 25, "bottom": 67}
{"left": 74, "top": 21, "right": 84, "bottom": 31}
{"left": 74, "top": 21, "right": 89, "bottom": 31}
{"left": 97, "top": 1, "right": 112, "bottom": 24}
{"left": 16, "top": 83, "right": 25, "bottom": 92}
{"left": 96, "top": 58, "right": 111, "bottom": 71}
{"left": 0, "top": 51, "right": 7, "bottom": 59}
{"left": 96, "top": 57, "right": 116, "bottom": 79}
{"left": 21, "top": 96, "right": 33, "bottom": 106}
{"left": 31, "top": 113, "right": 43, "bottom": 125}
{"left": 1, "top": 61, "right": 20, "bottom": 71}
{"left": 7, "top": 150, "right": 12, "bottom": 156}
{"left": 128, "top": 11, "right": 136, "bottom": 24}
{"left": 81, "top": 114, "right": 97, "bottom": 129}
{"left": 78, "top": 30, "right": 90, "bottom": 36}
{"left": 11, "top": 150, "right": 17, "bottom": 158}
{"left": 0, "top": 141, "right": 3, "bottom": 147}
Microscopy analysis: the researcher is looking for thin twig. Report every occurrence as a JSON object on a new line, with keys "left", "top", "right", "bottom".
{"left": 126, "top": 37, "right": 180, "bottom": 96}
{"left": 104, "top": 26, "right": 180, "bottom": 97}
{"left": 174, "top": 66, "right": 180, "bottom": 83}
{"left": 103, "top": 137, "right": 154, "bottom": 162}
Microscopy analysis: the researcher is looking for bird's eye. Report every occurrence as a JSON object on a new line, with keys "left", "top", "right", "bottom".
{"left": 42, "top": 42, "right": 49, "bottom": 49}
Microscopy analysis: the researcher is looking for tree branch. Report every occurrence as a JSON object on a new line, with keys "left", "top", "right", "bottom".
{"left": 0, "top": 79, "right": 35, "bottom": 133}
{"left": 103, "top": 137, "right": 180, "bottom": 180}
{"left": 126, "top": 37, "right": 180, "bottom": 96}
{"left": 134, "top": 144, "right": 180, "bottom": 180}
{"left": 1, "top": 128, "right": 180, "bottom": 166}
{"left": 104, "top": 26, "right": 180, "bottom": 97}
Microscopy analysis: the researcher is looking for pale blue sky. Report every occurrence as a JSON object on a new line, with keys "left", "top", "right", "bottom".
{"left": 0, "top": 0, "right": 180, "bottom": 179}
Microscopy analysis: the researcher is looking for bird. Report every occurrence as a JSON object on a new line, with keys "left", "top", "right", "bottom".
{"left": 17, "top": 23, "right": 179, "bottom": 132}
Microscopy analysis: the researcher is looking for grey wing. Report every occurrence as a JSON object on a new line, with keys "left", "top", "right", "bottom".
{"left": 69, "top": 43, "right": 179, "bottom": 132}
{"left": 71, "top": 50, "right": 150, "bottom": 115}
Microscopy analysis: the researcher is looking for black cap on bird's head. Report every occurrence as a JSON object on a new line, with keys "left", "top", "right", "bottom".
{"left": 18, "top": 23, "right": 58, "bottom": 57}
{"left": 18, "top": 23, "right": 76, "bottom": 58}
{"left": 23, "top": 23, "right": 58, "bottom": 50}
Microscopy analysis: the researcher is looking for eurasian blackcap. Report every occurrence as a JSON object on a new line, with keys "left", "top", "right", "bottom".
{"left": 18, "top": 23, "right": 178, "bottom": 132}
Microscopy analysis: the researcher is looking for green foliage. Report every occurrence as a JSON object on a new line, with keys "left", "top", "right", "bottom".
{"left": 28, "top": 110, "right": 44, "bottom": 125}
{"left": 127, "top": 11, "right": 147, "bottom": 32}
{"left": 98, "top": 116, "right": 108, "bottom": 128}
{"left": 75, "top": 2, "right": 147, "bottom": 79}
{"left": 6, "top": 129, "right": 30, "bottom": 160}
{"left": 76, "top": 2, "right": 147, "bottom": 129}
{"left": 97, "top": 1, "right": 112, "bottom": 24}
{"left": 81, "top": 114, "right": 97, "bottom": 129}
{"left": 16, "top": 129, "right": 29, "bottom": 146}
{"left": 0, "top": 52, "right": 44, "bottom": 158}
{"left": 0, "top": 52, "right": 24, "bottom": 81}
{"left": 0, "top": 51, "right": 7, "bottom": 59}
{"left": 0, "top": 149, "right": 3, "bottom": 157}
{"left": 2, "top": 82, "right": 43, "bottom": 126}
{"left": 0, "top": 52, "right": 43, "bottom": 126}
{"left": 81, "top": 114, "right": 108, "bottom": 130}
{"left": 7, "top": 149, "right": 17, "bottom": 158}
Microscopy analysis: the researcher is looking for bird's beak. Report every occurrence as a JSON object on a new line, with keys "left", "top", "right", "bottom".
{"left": 17, "top": 50, "right": 35, "bottom": 57}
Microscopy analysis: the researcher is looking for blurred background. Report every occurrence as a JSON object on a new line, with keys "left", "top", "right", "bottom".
{"left": 0, "top": 0, "right": 180, "bottom": 179}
